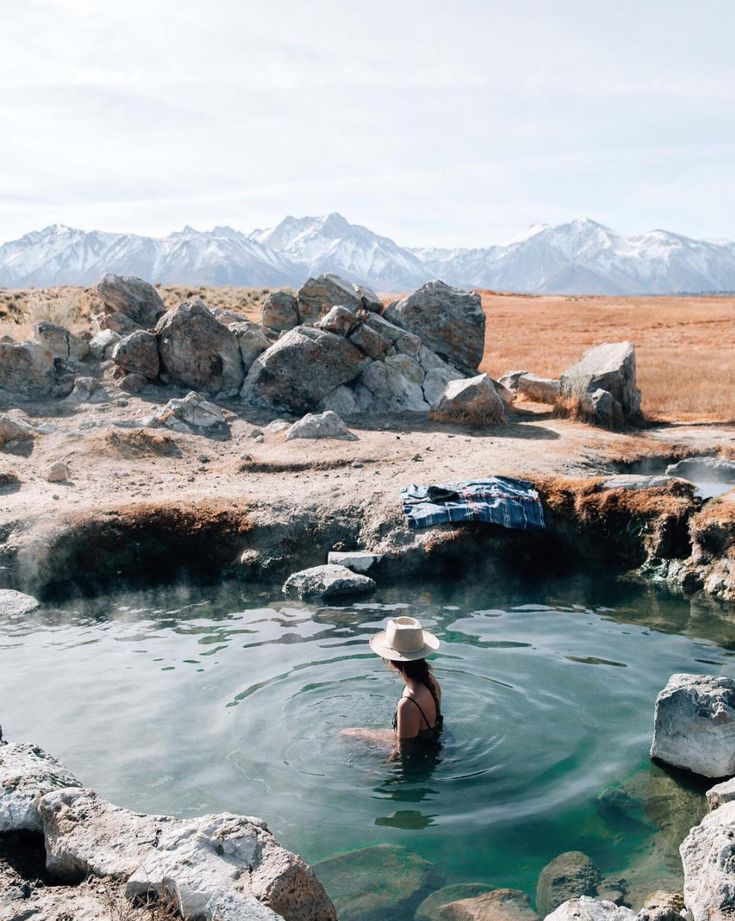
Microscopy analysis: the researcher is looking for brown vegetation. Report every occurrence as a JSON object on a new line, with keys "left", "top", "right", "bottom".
{"left": 88, "top": 429, "right": 184, "bottom": 459}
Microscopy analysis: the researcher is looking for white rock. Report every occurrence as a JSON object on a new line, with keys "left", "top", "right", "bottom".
{"left": 205, "top": 889, "right": 286, "bottom": 920}
{"left": 560, "top": 341, "right": 641, "bottom": 427}
{"left": 498, "top": 370, "right": 530, "bottom": 392}
{"left": 318, "top": 384, "right": 359, "bottom": 417}
{"left": 66, "top": 376, "right": 110, "bottom": 404}
{"left": 706, "top": 777, "right": 735, "bottom": 810}
{"left": 282, "top": 564, "right": 375, "bottom": 599}
{"left": 432, "top": 373, "right": 505, "bottom": 425}
{"left": 650, "top": 674, "right": 735, "bottom": 778}
{"left": 545, "top": 897, "right": 636, "bottom": 921}
{"left": 89, "top": 329, "right": 121, "bottom": 360}
{"left": 146, "top": 391, "right": 230, "bottom": 439}
{"left": 0, "top": 588, "right": 39, "bottom": 616}
{"left": 680, "top": 799, "right": 735, "bottom": 921}
{"left": 0, "top": 413, "right": 36, "bottom": 445}
{"left": 0, "top": 742, "right": 80, "bottom": 832}
{"left": 47, "top": 462, "right": 69, "bottom": 482}
{"left": 517, "top": 373, "right": 561, "bottom": 404}
{"left": 601, "top": 475, "right": 674, "bottom": 491}
{"left": 327, "top": 551, "right": 382, "bottom": 573}
{"left": 285, "top": 411, "right": 357, "bottom": 442}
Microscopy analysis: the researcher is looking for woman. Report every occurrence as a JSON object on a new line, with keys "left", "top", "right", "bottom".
{"left": 342, "top": 616, "right": 442, "bottom": 750}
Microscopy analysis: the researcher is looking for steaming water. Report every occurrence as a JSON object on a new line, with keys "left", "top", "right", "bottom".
{"left": 1, "top": 578, "right": 733, "bottom": 911}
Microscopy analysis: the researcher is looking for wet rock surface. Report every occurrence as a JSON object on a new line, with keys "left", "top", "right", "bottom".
{"left": 0, "top": 589, "right": 40, "bottom": 616}
{"left": 0, "top": 741, "right": 80, "bottom": 832}
{"left": 536, "top": 852, "right": 602, "bottom": 918}
{"left": 282, "top": 563, "right": 375, "bottom": 599}
{"left": 437, "top": 888, "right": 539, "bottom": 921}
{"left": 415, "top": 884, "right": 495, "bottom": 921}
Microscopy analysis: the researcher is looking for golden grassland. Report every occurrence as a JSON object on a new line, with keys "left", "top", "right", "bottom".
{"left": 1, "top": 285, "right": 732, "bottom": 423}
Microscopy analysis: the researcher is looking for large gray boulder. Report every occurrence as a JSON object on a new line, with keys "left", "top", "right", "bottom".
{"left": 282, "top": 564, "right": 375, "bottom": 600}
{"left": 229, "top": 321, "right": 273, "bottom": 371}
{"left": 242, "top": 326, "right": 368, "bottom": 412}
{"left": 285, "top": 411, "right": 357, "bottom": 441}
{"left": 34, "top": 322, "right": 89, "bottom": 361}
{"left": 0, "top": 741, "right": 80, "bottom": 832}
{"left": 432, "top": 373, "right": 505, "bottom": 425}
{"left": 353, "top": 355, "right": 429, "bottom": 413}
{"left": 560, "top": 342, "right": 641, "bottom": 427}
{"left": 156, "top": 299, "right": 244, "bottom": 397}
{"left": 0, "top": 340, "right": 56, "bottom": 397}
{"left": 297, "top": 275, "right": 381, "bottom": 325}
{"left": 436, "top": 888, "right": 538, "bottom": 921}
{"left": 96, "top": 273, "right": 165, "bottom": 328}
{"left": 89, "top": 328, "right": 121, "bottom": 360}
{"left": 111, "top": 330, "right": 160, "bottom": 379}
{"left": 680, "top": 799, "right": 735, "bottom": 921}
{"left": 650, "top": 674, "right": 735, "bottom": 778}
{"left": 384, "top": 280, "right": 485, "bottom": 372}
{"left": 536, "top": 852, "right": 602, "bottom": 918}
{"left": 261, "top": 290, "right": 299, "bottom": 332}
{"left": 545, "top": 897, "right": 636, "bottom": 921}
{"left": 706, "top": 777, "right": 735, "bottom": 810}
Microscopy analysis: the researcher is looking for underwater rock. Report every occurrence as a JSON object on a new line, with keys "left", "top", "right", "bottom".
{"left": 282, "top": 564, "right": 375, "bottom": 600}
{"left": 706, "top": 776, "right": 735, "bottom": 810}
{"left": 285, "top": 410, "right": 357, "bottom": 441}
{"left": 545, "top": 897, "right": 636, "bottom": 921}
{"left": 437, "top": 888, "right": 538, "bottom": 921}
{"left": 536, "top": 852, "right": 602, "bottom": 918}
{"left": 650, "top": 673, "right": 735, "bottom": 778}
{"left": 313, "top": 843, "right": 444, "bottom": 921}
{"left": 0, "top": 589, "right": 40, "bottom": 616}
{"left": 0, "top": 742, "right": 80, "bottom": 832}
{"left": 415, "top": 884, "right": 494, "bottom": 921}
{"left": 680, "top": 799, "right": 735, "bottom": 921}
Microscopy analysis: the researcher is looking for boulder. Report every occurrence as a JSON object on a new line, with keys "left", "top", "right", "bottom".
{"left": 318, "top": 306, "right": 359, "bottom": 336}
{"left": 314, "top": 843, "right": 443, "bottom": 921}
{"left": 111, "top": 330, "right": 160, "bottom": 379}
{"left": 99, "top": 310, "right": 142, "bottom": 335}
{"left": 353, "top": 356, "right": 429, "bottom": 413}
{"left": 516, "top": 373, "right": 560, "bottom": 404}
{"left": 666, "top": 456, "right": 735, "bottom": 488}
{"left": 0, "top": 341, "right": 56, "bottom": 397}
{"left": 326, "top": 551, "right": 382, "bottom": 574}
{"left": 436, "top": 888, "right": 538, "bottom": 921}
{"left": 242, "top": 327, "right": 368, "bottom": 413}
{"left": 230, "top": 321, "right": 276, "bottom": 371}
{"left": 432, "top": 373, "right": 505, "bottom": 425}
{"left": 297, "top": 275, "right": 379, "bottom": 326}
{"left": 34, "top": 322, "right": 89, "bottom": 361}
{"left": 47, "top": 462, "right": 70, "bottom": 482}
{"left": 318, "top": 385, "right": 359, "bottom": 417}
{"left": 560, "top": 342, "right": 641, "bottom": 426}
{"left": 285, "top": 411, "right": 357, "bottom": 441}
{"left": 65, "top": 376, "right": 110, "bottom": 404}
{"left": 96, "top": 274, "right": 165, "bottom": 328}
{"left": 156, "top": 299, "right": 244, "bottom": 397}
{"left": 650, "top": 674, "right": 735, "bottom": 778}
{"left": 416, "top": 885, "right": 494, "bottom": 921}
{"left": 384, "top": 280, "right": 485, "bottom": 372}
{"left": 498, "top": 370, "right": 530, "bottom": 392}
{"left": 536, "top": 852, "right": 602, "bottom": 918}
{"left": 0, "top": 742, "right": 80, "bottom": 832}
{"left": 706, "top": 777, "right": 735, "bottom": 810}
{"left": 146, "top": 391, "right": 231, "bottom": 439}
{"left": 0, "top": 876, "right": 166, "bottom": 921}
{"left": 545, "top": 897, "right": 636, "bottom": 921}
{"left": 348, "top": 321, "right": 391, "bottom": 360}
{"left": 261, "top": 291, "right": 299, "bottom": 332}
{"left": 680, "top": 799, "right": 735, "bottom": 921}
{"left": 636, "top": 892, "right": 685, "bottom": 921}
{"left": 601, "top": 475, "right": 674, "bottom": 491}
{"left": 0, "top": 589, "right": 40, "bottom": 616}
{"left": 282, "top": 564, "right": 375, "bottom": 600}
{"left": 0, "top": 414, "right": 36, "bottom": 446}
{"left": 581, "top": 388, "right": 622, "bottom": 429}
{"left": 89, "top": 329, "right": 121, "bottom": 360}
{"left": 119, "top": 372, "right": 148, "bottom": 394}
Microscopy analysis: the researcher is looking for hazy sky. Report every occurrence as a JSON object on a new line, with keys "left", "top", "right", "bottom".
{"left": 2, "top": 0, "right": 734, "bottom": 247}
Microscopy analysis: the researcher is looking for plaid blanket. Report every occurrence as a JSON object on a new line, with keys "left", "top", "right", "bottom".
{"left": 400, "top": 477, "right": 546, "bottom": 531}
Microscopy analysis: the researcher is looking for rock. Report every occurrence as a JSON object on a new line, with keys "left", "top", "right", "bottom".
{"left": 636, "top": 891, "right": 684, "bottom": 921}
{"left": 0, "top": 340, "right": 56, "bottom": 397}
{"left": 147, "top": 391, "right": 231, "bottom": 439}
{"left": 242, "top": 326, "right": 368, "bottom": 413}
{"left": 432, "top": 373, "right": 505, "bottom": 425}
{"left": 34, "top": 322, "right": 89, "bottom": 361}
{"left": 230, "top": 321, "right": 273, "bottom": 371}
{"left": 545, "top": 897, "right": 636, "bottom": 921}
{"left": 285, "top": 411, "right": 357, "bottom": 442}
{"left": 156, "top": 299, "right": 244, "bottom": 397}
{"left": 560, "top": 342, "right": 641, "bottom": 427}
{"left": 437, "top": 888, "right": 538, "bottom": 921}
{"left": 119, "top": 372, "right": 148, "bottom": 394}
{"left": 327, "top": 551, "right": 382, "bottom": 573}
{"left": 282, "top": 564, "right": 375, "bottom": 600}
{"left": 706, "top": 776, "right": 735, "bottom": 810}
{"left": 601, "top": 475, "right": 674, "bottom": 491}
{"left": 384, "top": 280, "right": 485, "bottom": 372}
{"left": 318, "top": 306, "right": 359, "bottom": 336}
{"left": 536, "top": 852, "right": 602, "bottom": 917}
{"left": 680, "top": 799, "right": 735, "bottom": 921}
{"left": 348, "top": 321, "right": 391, "bottom": 360}
{"left": 594, "top": 878, "right": 627, "bottom": 906}
{"left": 363, "top": 312, "right": 405, "bottom": 344}
{"left": 314, "top": 843, "right": 443, "bottom": 921}
{"left": 498, "top": 370, "right": 530, "bottom": 392}
{"left": 97, "top": 273, "right": 165, "bottom": 328}
{"left": 416, "top": 885, "right": 494, "bottom": 921}
{"left": 0, "top": 589, "right": 40, "bottom": 616}
{"left": 47, "top": 462, "right": 69, "bottom": 482}
{"left": 354, "top": 356, "right": 429, "bottom": 414}
{"left": 296, "top": 274, "right": 377, "bottom": 325}
{"left": 516, "top": 373, "right": 560, "bottom": 404}
{"left": 100, "top": 310, "right": 142, "bottom": 335}
{"left": 0, "top": 876, "right": 163, "bottom": 921}
{"left": 0, "top": 414, "right": 36, "bottom": 446}
{"left": 493, "top": 378, "right": 516, "bottom": 408}
{"left": 111, "top": 330, "right": 159, "bottom": 379}
{"left": 581, "top": 388, "right": 622, "bottom": 429}
{"left": 318, "top": 384, "right": 359, "bottom": 417}
{"left": 262, "top": 291, "right": 299, "bottom": 332}
{"left": 0, "top": 742, "right": 80, "bottom": 832}
{"left": 66, "top": 376, "right": 110, "bottom": 404}
{"left": 422, "top": 364, "right": 465, "bottom": 407}
{"left": 89, "top": 328, "right": 122, "bottom": 360}
{"left": 666, "top": 456, "right": 735, "bottom": 487}
{"left": 650, "top": 674, "right": 735, "bottom": 778}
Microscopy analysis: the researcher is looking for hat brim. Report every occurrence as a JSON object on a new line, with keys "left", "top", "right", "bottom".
{"left": 369, "top": 630, "right": 440, "bottom": 662}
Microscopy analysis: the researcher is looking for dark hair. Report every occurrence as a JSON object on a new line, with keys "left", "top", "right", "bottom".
{"left": 387, "top": 658, "right": 440, "bottom": 712}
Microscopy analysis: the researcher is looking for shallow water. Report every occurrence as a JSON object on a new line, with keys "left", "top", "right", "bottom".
{"left": 1, "top": 578, "right": 733, "bottom": 911}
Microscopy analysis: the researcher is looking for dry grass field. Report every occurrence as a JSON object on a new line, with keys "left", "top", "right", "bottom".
{"left": 1, "top": 285, "right": 732, "bottom": 423}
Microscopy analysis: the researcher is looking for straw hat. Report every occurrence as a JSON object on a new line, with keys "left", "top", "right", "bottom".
{"left": 369, "top": 616, "right": 440, "bottom": 662}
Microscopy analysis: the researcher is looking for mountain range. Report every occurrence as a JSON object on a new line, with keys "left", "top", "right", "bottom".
{"left": 2, "top": 213, "right": 735, "bottom": 295}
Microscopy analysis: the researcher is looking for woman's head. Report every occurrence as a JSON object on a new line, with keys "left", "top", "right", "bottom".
{"left": 385, "top": 656, "right": 435, "bottom": 686}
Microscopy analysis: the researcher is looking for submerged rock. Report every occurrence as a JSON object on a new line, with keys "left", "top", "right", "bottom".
{"left": 650, "top": 673, "right": 735, "bottom": 777}
{"left": 545, "top": 897, "right": 636, "bottom": 921}
{"left": 0, "top": 589, "right": 40, "bottom": 616}
{"left": 285, "top": 410, "right": 357, "bottom": 441}
{"left": 432, "top": 373, "right": 505, "bottom": 425}
{"left": 97, "top": 273, "right": 165, "bottom": 329}
{"left": 416, "top": 884, "right": 494, "bottom": 921}
{"left": 680, "top": 799, "right": 735, "bottom": 921}
{"left": 437, "top": 888, "right": 538, "bottom": 921}
{"left": 147, "top": 391, "right": 231, "bottom": 439}
{"left": 314, "top": 843, "right": 443, "bottom": 921}
{"left": 0, "top": 742, "right": 80, "bottom": 832}
{"left": 282, "top": 564, "right": 375, "bottom": 600}
{"left": 536, "top": 852, "right": 602, "bottom": 917}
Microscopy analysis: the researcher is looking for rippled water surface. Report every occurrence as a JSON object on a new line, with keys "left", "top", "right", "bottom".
{"left": 2, "top": 578, "right": 733, "bottom": 909}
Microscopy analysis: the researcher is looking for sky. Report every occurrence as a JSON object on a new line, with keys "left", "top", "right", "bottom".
{"left": 2, "top": 0, "right": 735, "bottom": 248}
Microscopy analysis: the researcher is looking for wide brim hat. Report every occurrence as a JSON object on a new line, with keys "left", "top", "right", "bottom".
{"left": 369, "top": 615, "right": 440, "bottom": 662}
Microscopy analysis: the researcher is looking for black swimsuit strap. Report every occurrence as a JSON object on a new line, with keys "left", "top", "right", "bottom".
{"left": 402, "top": 695, "right": 434, "bottom": 730}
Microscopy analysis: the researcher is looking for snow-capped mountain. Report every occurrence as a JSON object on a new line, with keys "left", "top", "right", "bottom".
{"left": 1, "top": 215, "right": 735, "bottom": 294}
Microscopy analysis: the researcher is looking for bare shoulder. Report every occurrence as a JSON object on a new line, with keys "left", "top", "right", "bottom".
{"left": 433, "top": 677, "right": 442, "bottom": 701}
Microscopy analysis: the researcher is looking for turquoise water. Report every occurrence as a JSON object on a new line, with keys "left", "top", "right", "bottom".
{"left": 0, "top": 578, "right": 732, "bottom": 912}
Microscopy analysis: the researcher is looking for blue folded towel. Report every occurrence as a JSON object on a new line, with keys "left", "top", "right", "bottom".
{"left": 400, "top": 477, "right": 546, "bottom": 531}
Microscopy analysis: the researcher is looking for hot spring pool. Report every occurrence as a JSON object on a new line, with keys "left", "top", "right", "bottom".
{"left": 1, "top": 578, "right": 732, "bottom": 914}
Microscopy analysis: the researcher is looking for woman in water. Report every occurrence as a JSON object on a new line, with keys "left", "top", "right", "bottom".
{"left": 342, "top": 616, "right": 442, "bottom": 751}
